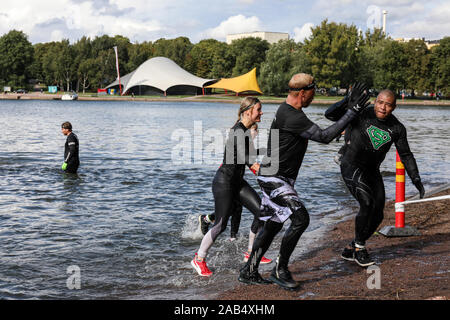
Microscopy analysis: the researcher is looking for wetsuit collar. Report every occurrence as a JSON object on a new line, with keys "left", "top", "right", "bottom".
{"left": 237, "top": 121, "right": 250, "bottom": 131}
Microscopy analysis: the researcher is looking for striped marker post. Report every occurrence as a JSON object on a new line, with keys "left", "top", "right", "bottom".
{"left": 379, "top": 150, "right": 420, "bottom": 237}
{"left": 395, "top": 151, "right": 406, "bottom": 228}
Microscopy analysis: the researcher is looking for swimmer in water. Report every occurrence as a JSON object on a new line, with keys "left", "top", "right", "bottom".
{"left": 61, "top": 121, "right": 80, "bottom": 174}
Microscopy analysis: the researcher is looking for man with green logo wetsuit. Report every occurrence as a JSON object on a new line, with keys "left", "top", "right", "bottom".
{"left": 325, "top": 89, "right": 425, "bottom": 267}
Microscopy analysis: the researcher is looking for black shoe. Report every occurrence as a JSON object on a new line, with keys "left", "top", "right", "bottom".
{"left": 341, "top": 241, "right": 355, "bottom": 261}
{"left": 354, "top": 247, "right": 375, "bottom": 267}
{"left": 268, "top": 259, "right": 300, "bottom": 289}
{"left": 198, "top": 215, "right": 211, "bottom": 235}
{"left": 238, "top": 266, "right": 271, "bottom": 285}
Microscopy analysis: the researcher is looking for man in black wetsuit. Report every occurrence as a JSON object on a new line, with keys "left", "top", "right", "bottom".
{"left": 238, "top": 73, "right": 371, "bottom": 288}
{"left": 61, "top": 121, "right": 80, "bottom": 174}
{"left": 325, "top": 89, "right": 425, "bottom": 267}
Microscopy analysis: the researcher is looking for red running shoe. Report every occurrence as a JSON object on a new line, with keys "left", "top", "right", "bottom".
{"left": 244, "top": 252, "right": 272, "bottom": 264}
{"left": 191, "top": 253, "right": 213, "bottom": 277}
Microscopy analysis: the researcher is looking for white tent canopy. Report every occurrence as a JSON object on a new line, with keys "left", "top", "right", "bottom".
{"left": 106, "top": 70, "right": 135, "bottom": 90}
{"left": 106, "top": 57, "right": 214, "bottom": 94}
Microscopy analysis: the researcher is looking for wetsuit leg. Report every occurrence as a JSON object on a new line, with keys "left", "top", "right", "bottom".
{"left": 278, "top": 203, "right": 310, "bottom": 266}
{"left": 197, "top": 174, "right": 235, "bottom": 258}
{"left": 238, "top": 179, "right": 264, "bottom": 234}
{"left": 246, "top": 194, "right": 310, "bottom": 271}
{"left": 65, "top": 163, "right": 79, "bottom": 174}
{"left": 341, "top": 161, "right": 385, "bottom": 246}
{"left": 230, "top": 201, "right": 242, "bottom": 238}
{"left": 246, "top": 220, "right": 283, "bottom": 272}
{"left": 362, "top": 173, "right": 385, "bottom": 241}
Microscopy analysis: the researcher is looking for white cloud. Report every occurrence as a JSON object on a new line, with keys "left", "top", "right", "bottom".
{"left": 293, "top": 23, "right": 314, "bottom": 42}
{"left": 50, "top": 30, "right": 64, "bottom": 42}
{"left": 0, "top": 0, "right": 164, "bottom": 43}
{"left": 201, "top": 14, "right": 263, "bottom": 40}
{"left": 392, "top": 3, "right": 450, "bottom": 39}
{"left": 0, "top": 0, "right": 446, "bottom": 44}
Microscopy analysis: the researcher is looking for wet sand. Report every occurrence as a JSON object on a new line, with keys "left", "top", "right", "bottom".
{"left": 218, "top": 188, "right": 449, "bottom": 300}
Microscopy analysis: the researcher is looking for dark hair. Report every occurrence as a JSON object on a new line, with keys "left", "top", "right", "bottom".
{"left": 61, "top": 121, "right": 72, "bottom": 130}
{"left": 377, "top": 89, "right": 397, "bottom": 106}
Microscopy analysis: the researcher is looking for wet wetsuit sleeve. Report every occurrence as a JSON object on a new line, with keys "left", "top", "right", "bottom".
{"left": 395, "top": 125, "right": 420, "bottom": 182}
{"left": 299, "top": 109, "right": 357, "bottom": 144}
{"left": 65, "top": 135, "right": 77, "bottom": 163}
{"left": 245, "top": 137, "right": 259, "bottom": 168}
{"left": 325, "top": 97, "right": 349, "bottom": 121}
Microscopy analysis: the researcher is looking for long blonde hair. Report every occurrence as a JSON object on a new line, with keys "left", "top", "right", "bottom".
{"left": 236, "top": 97, "right": 260, "bottom": 123}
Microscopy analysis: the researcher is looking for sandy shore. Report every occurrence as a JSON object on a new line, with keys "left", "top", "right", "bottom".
{"left": 218, "top": 186, "right": 449, "bottom": 300}
{"left": 1, "top": 92, "right": 450, "bottom": 106}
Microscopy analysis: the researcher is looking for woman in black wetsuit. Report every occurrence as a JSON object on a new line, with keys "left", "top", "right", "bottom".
{"left": 191, "top": 97, "right": 268, "bottom": 277}
{"left": 198, "top": 123, "right": 272, "bottom": 264}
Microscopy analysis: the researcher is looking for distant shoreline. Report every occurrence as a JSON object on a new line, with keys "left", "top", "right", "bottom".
{"left": 1, "top": 92, "right": 450, "bottom": 106}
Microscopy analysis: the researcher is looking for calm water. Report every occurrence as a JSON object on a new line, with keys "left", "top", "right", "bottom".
{"left": 0, "top": 99, "right": 448, "bottom": 299}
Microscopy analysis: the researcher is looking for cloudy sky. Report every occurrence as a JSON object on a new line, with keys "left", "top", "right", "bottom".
{"left": 0, "top": 0, "right": 448, "bottom": 44}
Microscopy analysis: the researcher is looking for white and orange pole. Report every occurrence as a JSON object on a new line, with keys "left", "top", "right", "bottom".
{"left": 395, "top": 151, "right": 405, "bottom": 228}
{"left": 379, "top": 151, "right": 420, "bottom": 237}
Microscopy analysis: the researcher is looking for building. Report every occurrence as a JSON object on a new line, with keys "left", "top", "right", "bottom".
{"left": 226, "top": 31, "right": 289, "bottom": 45}
{"left": 394, "top": 37, "right": 440, "bottom": 50}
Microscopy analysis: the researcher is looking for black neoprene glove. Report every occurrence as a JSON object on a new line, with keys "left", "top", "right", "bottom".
{"left": 413, "top": 178, "right": 425, "bottom": 199}
{"left": 347, "top": 82, "right": 370, "bottom": 113}
{"left": 348, "top": 82, "right": 367, "bottom": 104}
{"left": 349, "top": 92, "right": 370, "bottom": 113}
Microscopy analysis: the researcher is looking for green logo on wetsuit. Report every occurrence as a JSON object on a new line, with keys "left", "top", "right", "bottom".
{"left": 367, "top": 125, "right": 391, "bottom": 150}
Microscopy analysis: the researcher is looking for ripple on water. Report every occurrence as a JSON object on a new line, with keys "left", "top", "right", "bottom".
{"left": 0, "top": 100, "right": 448, "bottom": 299}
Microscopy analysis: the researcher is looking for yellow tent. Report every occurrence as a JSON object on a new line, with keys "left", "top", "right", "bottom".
{"left": 206, "top": 68, "right": 262, "bottom": 94}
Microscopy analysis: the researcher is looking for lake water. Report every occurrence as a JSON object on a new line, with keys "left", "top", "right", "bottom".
{"left": 0, "top": 99, "right": 448, "bottom": 299}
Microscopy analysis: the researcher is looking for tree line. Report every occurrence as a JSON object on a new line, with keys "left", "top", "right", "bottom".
{"left": 0, "top": 19, "right": 448, "bottom": 96}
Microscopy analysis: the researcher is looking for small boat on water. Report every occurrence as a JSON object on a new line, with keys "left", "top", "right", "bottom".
{"left": 61, "top": 92, "right": 78, "bottom": 100}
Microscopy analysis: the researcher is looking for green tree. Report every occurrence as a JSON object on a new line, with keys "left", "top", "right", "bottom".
{"left": 0, "top": 30, "right": 34, "bottom": 88}
{"left": 259, "top": 40, "right": 310, "bottom": 95}
{"left": 431, "top": 37, "right": 450, "bottom": 96}
{"left": 89, "top": 34, "right": 131, "bottom": 89}
{"left": 229, "top": 37, "right": 270, "bottom": 77}
{"left": 92, "top": 49, "right": 116, "bottom": 89}
{"left": 153, "top": 37, "right": 193, "bottom": 69}
{"left": 185, "top": 39, "right": 232, "bottom": 78}
{"left": 77, "top": 58, "right": 97, "bottom": 93}
{"left": 56, "top": 40, "right": 76, "bottom": 92}
{"left": 304, "top": 19, "right": 360, "bottom": 89}
{"left": 355, "top": 28, "right": 387, "bottom": 89}
{"left": 29, "top": 42, "right": 48, "bottom": 84}
{"left": 404, "top": 39, "right": 432, "bottom": 95}
{"left": 73, "top": 36, "right": 92, "bottom": 92}
{"left": 127, "top": 41, "right": 154, "bottom": 72}
{"left": 112, "top": 35, "right": 132, "bottom": 75}
{"left": 373, "top": 40, "right": 408, "bottom": 93}
{"left": 210, "top": 42, "right": 234, "bottom": 78}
